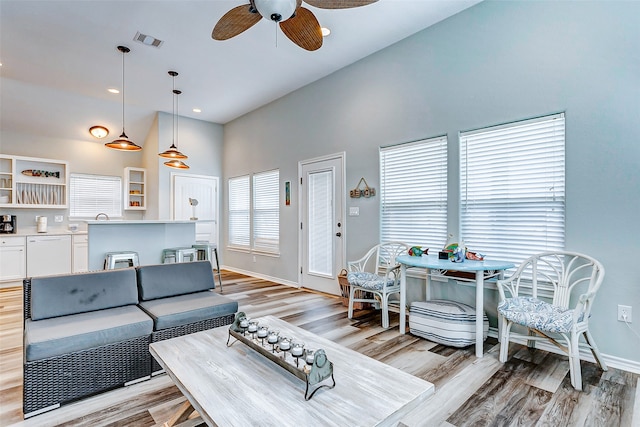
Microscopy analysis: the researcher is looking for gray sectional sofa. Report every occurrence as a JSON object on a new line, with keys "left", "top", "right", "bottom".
{"left": 23, "top": 261, "right": 237, "bottom": 417}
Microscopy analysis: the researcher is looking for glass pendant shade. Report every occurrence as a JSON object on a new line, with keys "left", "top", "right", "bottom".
{"left": 164, "top": 159, "right": 190, "bottom": 169}
{"left": 106, "top": 46, "right": 140, "bottom": 151}
{"left": 158, "top": 143, "right": 187, "bottom": 159}
{"left": 105, "top": 132, "right": 142, "bottom": 151}
{"left": 160, "top": 70, "right": 189, "bottom": 167}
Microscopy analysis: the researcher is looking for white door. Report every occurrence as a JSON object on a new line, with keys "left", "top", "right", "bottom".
{"left": 172, "top": 174, "right": 219, "bottom": 245}
{"left": 299, "top": 154, "right": 345, "bottom": 295}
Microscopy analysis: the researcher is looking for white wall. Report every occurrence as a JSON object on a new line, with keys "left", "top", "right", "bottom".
{"left": 222, "top": 1, "right": 640, "bottom": 363}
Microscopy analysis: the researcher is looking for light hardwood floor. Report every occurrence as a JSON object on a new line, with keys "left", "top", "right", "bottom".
{"left": 1, "top": 271, "right": 638, "bottom": 427}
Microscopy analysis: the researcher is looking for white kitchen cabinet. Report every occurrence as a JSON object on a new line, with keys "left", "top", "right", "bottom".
{"left": 0, "top": 236, "right": 26, "bottom": 281}
{"left": 0, "top": 154, "right": 68, "bottom": 208}
{"left": 26, "top": 235, "right": 72, "bottom": 277}
{"left": 72, "top": 234, "right": 89, "bottom": 273}
{"left": 124, "top": 167, "right": 146, "bottom": 210}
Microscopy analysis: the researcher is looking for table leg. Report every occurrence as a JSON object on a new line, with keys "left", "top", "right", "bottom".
{"left": 475, "top": 270, "right": 484, "bottom": 358}
{"left": 400, "top": 264, "right": 407, "bottom": 335}
{"left": 165, "top": 400, "right": 197, "bottom": 426}
{"left": 425, "top": 267, "right": 431, "bottom": 301}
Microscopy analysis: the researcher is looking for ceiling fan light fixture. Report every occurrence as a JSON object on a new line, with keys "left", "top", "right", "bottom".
{"left": 254, "top": 0, "right": 297, "bottom": 22}
{"left": 89, "top": 125, "right": 109, "bottom": 139}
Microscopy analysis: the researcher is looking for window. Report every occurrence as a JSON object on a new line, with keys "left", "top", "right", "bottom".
{"left": 460, "top": 113, "right": 565, "bottom": 265}
{"left": 253, "top": 170, "right": 280, "bottom": 253}
{"left": 228, "top": 175, "right": 250, "bottom": 248}
{"left": 380, "top": 136, "right": 448, "bottom": 248}
{"left": 69, "top": 173, "right": 122, "bottom": 218}
{"left": 228, "top": 170, "right": 280, "bottom": 253}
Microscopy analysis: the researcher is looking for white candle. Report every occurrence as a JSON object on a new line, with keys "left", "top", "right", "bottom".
{"left": 257, "top": 327, "right": 268, "bottom": 338}
{"left": 268, "top": 333, "right": 279, "bottom": 344}
{"left": 279, "top": 339, "right": 290, "bottom": 350}
{"left": 239, "top": 319, "right": 249, "bottom": 328}
{"left": 247, "top": 322, "right": 258, "bottom": 333}
{"left": 291, "top": 346, "right": 304, "bottom": 357}
{"left": 305, "top": 351, "right": 315, "bottom": 364}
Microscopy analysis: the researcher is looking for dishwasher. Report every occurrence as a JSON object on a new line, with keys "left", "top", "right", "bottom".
{"left": 27, "top": 235, "right": 72, "bottom": 277}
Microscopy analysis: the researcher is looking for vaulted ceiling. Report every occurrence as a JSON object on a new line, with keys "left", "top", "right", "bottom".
{"left": 0, "top": 0, "right": 480, "bottom": 143}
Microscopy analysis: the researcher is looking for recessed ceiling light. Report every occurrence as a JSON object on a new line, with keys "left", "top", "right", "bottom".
{"left": 321, "top": 27, "right": 331, "bottom": 37}
{"left": 108, "top": 88, "right": 120, "bottom": 94}
{"left": 193, "top": 108, "right": 202, "bottom": 113}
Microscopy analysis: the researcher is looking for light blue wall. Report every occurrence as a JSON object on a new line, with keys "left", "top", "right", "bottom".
{"left": 223, "top": 1, "right": 640, "bottom": 362}
{"left": 145, "top": 111, "right": 224, "bottom": 220}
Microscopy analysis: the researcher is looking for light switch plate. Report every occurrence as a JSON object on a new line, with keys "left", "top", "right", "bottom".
{"left": 349, "top": 207, "right": 360, "bottom": 216}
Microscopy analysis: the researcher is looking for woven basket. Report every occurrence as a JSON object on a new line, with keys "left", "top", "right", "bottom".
{"left": 338, "top": 269, "right": 371, "bottom": 309}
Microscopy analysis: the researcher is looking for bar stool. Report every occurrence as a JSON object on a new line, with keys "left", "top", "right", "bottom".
{"left": 162, "top": 247, "right": 197, "bottom": 264}
{"left": 192, "top": 242, "right": 223, "bottom": 291}
{"left": 104, "top": 251, "right": 140, "bottom": 270}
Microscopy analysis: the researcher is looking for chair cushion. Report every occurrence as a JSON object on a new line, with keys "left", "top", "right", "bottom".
{"left": 136, "top": 261, "right": 215, "bottom": 301}
{"left": 347, "top": 271, "right": 394, "bottom": 291}
{"left": 25, "top": 305, "right": 153, "bottom": 361}
{"left": 138, "top": 290, "right": 238, "bottom": 331}
{"left": 498, "top": 296, "right": 576, "bottom": 333}
{"left": 409, "top": 299, "right": 488, "bottom": 347}
{"left": 30, "top": 268, "right": 139, "bottom": 321}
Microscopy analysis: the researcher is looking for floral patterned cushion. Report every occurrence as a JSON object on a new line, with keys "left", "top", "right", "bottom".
{"left": 498, "top": 296, "right": 577, "bottom": 333}
{"left": 347, "top": 272, "right": 394, "bottom": 291}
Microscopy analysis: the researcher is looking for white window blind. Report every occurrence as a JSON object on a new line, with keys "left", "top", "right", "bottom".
{"left": 460, "top": 113, "right": 565, "bottom": 265}
{"left": 228, "top": 175, "right": 250, "bottom": 248}
{"left": 380, "top": 136, "right": 448, "bottom": 248}
{"left": 69, "top": 173, "right": 122, "bottom": 218}
{"left": 308, "top": 170, "right": 332, "bottom": 275}
{"left": 253, "top": 169, "right": 279, "bottom": 253}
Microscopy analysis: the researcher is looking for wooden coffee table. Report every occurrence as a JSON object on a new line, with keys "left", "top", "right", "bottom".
{"left": 150, "top": 315, "right": 434, "bottom": 426}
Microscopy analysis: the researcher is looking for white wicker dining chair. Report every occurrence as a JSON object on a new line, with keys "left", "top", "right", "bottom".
{"left": 347, "top": 242, "right": 409, "bottom": 329}
{"left": 496, "top": 251, "right": 607, "bottom": 390}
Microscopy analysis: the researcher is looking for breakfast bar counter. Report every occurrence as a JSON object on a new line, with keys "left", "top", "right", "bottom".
{"left": 87, "top": 220, "right": 196, "bottom": 270}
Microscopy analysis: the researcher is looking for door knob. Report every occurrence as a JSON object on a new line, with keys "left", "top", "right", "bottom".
{"left": 335, "top": 232, "right": 342, "bottom": 237}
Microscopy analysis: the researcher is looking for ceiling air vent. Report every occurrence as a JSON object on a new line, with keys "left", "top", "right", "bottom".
{"left": 133, "top": 32, "right": 163, "bottom": 48}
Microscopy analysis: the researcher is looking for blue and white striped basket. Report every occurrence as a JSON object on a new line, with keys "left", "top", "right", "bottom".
{"left": 409, "top": 299, "right": 488, "bottom": 348}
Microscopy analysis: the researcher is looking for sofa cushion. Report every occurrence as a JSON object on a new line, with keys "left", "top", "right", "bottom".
{"left": 30, "top": 268, "right": 139, "bottom": 321}
{"left": 25, "top": 305, "right": 153, "bottom": 361}
{"left": 136, "top": 261, "right": 216, "bottom": 301}
{"left": 138, "top": 290, "right": 238, "bottom": 331}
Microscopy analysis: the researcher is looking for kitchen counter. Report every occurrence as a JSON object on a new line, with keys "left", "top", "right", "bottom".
{"left": 3, "top": 228, "right": 87, "bottom": 236}
{"left": 87, "top": 220, "right": 197, "bottom": 270}
{"left": 85, "top": 220, "right": 195, "bottom": 225}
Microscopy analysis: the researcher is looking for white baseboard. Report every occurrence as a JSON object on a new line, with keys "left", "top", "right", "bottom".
{"left": 221, "top": 265, "right": 299, "bottom": 288}
{"left": 487, "top": 327, "right": 640, "bottom": 375}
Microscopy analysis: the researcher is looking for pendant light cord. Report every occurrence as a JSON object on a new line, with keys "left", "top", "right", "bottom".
{"left": 172, "top": 73, "right": 176, "bottom": 147}
{"left": 121, "top": 48, "right": 126, "bottom": 135}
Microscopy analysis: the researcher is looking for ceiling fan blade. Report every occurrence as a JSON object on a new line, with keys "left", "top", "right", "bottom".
{"left": 212, "top": 4, "right": 262, "bottom": 40}
{"left": 280, "top": 7, "right": 323, "bottom": 51}
{"left": 304, "top": 0, "right": 378, "bottom": 9}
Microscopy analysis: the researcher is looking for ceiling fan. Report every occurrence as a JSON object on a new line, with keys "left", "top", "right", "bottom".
{"left": 212, "top": 0, "right": 378, "bottom": 51}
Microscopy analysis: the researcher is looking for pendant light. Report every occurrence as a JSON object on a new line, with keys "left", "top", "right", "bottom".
{"left": 162, "top": 71, "right": 189, "bottom": 169}
{"left": 105, "top": 46, "right": 142, "bottom": 151}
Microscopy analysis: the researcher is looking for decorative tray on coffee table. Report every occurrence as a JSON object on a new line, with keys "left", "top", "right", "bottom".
{"left": 226, "top": 312, "right": 335, "bottom": 401}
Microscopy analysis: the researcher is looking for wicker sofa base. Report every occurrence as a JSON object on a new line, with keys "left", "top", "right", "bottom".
{"left": 150, "top": 313, "right": 236, "bottom": 372}
{"left": 23, "top": 335, "right": 151, "bottom": 417}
